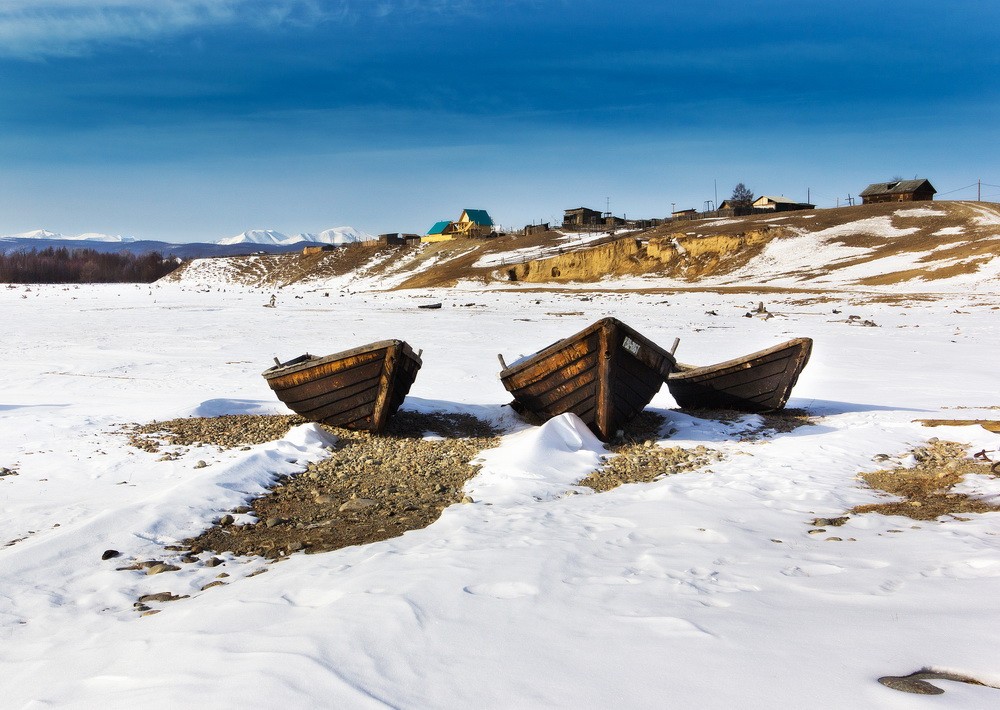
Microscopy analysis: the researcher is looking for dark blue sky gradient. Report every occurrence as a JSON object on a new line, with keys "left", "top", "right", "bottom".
{"left": 0, "top": 0, "right": 997, "bottom": 240}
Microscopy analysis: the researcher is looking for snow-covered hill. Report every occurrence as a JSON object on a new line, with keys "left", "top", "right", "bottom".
{"left": 4, "top": 229, "right": 136, "bottom": 243}
{"left": 1, "top": 226, "right": 374, "bottom": 247}
{"left": 217, "top": 226, "right": 374, "bottom": 246}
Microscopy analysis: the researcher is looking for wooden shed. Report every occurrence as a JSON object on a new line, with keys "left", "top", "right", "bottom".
{"left": 717, "top": 199, "right": 752, "bottom": 217}
{"left": 859, "top": 179, "right": 936, "bottom": 204}
{"left": 302, "top": 244, "right": 336, "bottom": 255}
{"left": 523, "top": 223, "right": 550, "bottom": 236}
{"left": 752, "top": 195, "right": 815, "bottom": 212}
{"left": 562, "top": 207, "right": 603, "bottom": 228}
{"left": 380, "top": 233, "right": 422, "bottom": 246}
{"left": 671, "top": 208, "right": 698, "bottom": 220}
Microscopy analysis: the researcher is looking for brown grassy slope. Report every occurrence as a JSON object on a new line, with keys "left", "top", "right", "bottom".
{"left": 167, "top": 201, "right": 1000, "bottom": 290}
{"left": 391, "top": 201, "right": 999, "bottom": 288}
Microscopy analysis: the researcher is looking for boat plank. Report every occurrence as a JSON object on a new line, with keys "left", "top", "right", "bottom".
{"left": 274, "top": 361, "right": 386, "bottom": 405}
{"left": 499, "top": 318, "right": 676, "bottom": 440}
{"left": 667, "top": 338, "right": 811, "bottom": 411}
{"left": 262, "top": 339, "right": 422, "bottom": 432}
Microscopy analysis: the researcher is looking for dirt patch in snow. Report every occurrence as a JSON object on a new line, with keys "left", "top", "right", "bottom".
{"left": 850, "top": 439, "right": 1000, "bottom": 521}
{"left": 128, "top": 411, "right": 501, "bottom": 558}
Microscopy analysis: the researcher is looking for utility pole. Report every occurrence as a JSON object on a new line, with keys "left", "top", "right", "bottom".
{"left": 714, "top": 179, "right": 718, "bottom": 211}
{"left": 979, "top": 178, "right": 982, "bottom": 201}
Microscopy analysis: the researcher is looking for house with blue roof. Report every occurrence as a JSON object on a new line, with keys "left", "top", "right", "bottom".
{"left": 452, "top": 209, "right": 494, "bottom": 238}
{"left": 422, "top": 209, "right": 495, "bottom": 242}
{"left": 423, "top": 220, "right": 455, "bottom": 243}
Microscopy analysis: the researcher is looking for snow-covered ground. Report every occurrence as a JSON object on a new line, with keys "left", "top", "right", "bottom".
{"left": 2, "top": 282, "right": 1000, "bottom": 708}
{"left": 472, "top": 230, "right": 621, "bottom": 268}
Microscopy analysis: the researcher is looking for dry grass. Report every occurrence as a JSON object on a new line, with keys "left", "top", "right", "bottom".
{"left": 579, "top": 412, "right": 723, "bottom": 492}
{"left": 851, "top": 440, "right": 1000, "bottom": 521}
{"left": 915, "top": 419, "right": 1000, "bottom": 433}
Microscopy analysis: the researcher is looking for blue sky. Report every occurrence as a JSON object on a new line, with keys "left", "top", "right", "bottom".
{"left": 1, "top": 0, "right": 997, "bottom": 242}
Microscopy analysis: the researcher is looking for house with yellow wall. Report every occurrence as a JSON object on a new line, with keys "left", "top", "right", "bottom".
{"left": 422, "top": 220, "right": 455, "bottom": 243}
{"left": 452, "top": 209, "right": 494, "bottom": 237}
{"left": 421, "top": 209, "right": 495, "bottom": 242}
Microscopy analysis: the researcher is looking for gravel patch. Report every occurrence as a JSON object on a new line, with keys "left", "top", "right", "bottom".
{"left": 124, "top": 414, "right": 304, "bottom": 452}
{"left": 581, "top": 411, "right": 723, "bottom": 492}
{"left": 131, "top": 411, "right": 503, "bottom": 558}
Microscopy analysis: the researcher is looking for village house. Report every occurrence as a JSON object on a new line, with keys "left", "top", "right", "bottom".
{"left": 379, "top": 233, "right": 422, "bottom": 247}
{"left": 671, "top": 208, "right": 699, "bottom": 220}
{"left": 422, "top": 220, "right": 455, "bottom": 243}
{"left": 717, "top": 199, "right": 753, "bottom": 217}
{"left": 422, "top": 209, "right": 495, "bottom": 242}
{"left": 562, "top": 207, "right": 603, "bottom": 228}
{"left": 859, "top": 179, "right": 936, "bottom": 204}
{"left": 752, "top": 195, "right": 815, "bottom": 212}
{"left": 451, "top": 209, "right": 494, "bottom": 238}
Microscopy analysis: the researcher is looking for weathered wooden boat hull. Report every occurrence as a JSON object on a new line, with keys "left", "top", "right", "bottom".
{"left": 262, "top": 340, "right": 421, "bottom": 432}
{"left": 499, "top": 318, "right": 676, "bottom": 441}
{"left": 667, "top": 337, "right": 812, "bottom": 411}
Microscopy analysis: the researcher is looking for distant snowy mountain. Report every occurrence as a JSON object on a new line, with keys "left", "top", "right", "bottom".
{"left": 217, "top": 226, "right": 374, "bottom": 246}
{"left": 3, "top": 229, "right": 136, "bottom": 243}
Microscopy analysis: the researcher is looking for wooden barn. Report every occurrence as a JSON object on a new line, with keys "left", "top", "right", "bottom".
{"left": 671, "top": 208, "right": 698, "bottom": 220}
{"left": 859, "top": 179, "right": 936, "bottom": 204}
{"left": 562, "top": 207, "right": 603, "bottom": 228}
{"left": 752, "top": 195, "right": 815, "bottom": 212}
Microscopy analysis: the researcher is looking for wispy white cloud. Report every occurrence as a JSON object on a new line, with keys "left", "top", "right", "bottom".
{"left": 0, "top": 1, "right": 334, "bottom": 59}
{"left": 0, "top": 0, "right": 534, "bottom": 59}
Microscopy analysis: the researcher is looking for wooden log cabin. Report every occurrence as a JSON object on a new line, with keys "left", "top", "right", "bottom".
{"left": 859, "top": 179, "right": 936, "bottom": 204}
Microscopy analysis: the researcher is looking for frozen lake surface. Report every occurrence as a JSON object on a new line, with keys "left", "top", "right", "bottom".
{"left": 2, "top": 282, "right": 999, "bottom": 708}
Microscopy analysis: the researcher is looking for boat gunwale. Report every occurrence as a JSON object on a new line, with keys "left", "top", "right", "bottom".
{"left": 262, "top": 339, "right": 421, "bottom": 380}
{"left": 669, "top": 337, "right": 812, "bottom": 381}
{"left": 499, "top": 317, "right": 674, "bottom": 380}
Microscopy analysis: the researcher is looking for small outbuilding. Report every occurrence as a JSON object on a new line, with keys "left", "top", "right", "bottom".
{"left": 523, "top": 223, "right": 550, "bottom": 236}
{"left": 380, "top": 233, "right": 422, "bottom": 246}
{"left": 752, "top": 196, "right": 815, "bottom": 212}
{"left": 302, "top": 244, "right": 336, "bottom": 255}
{"left": 859, "top": 179, "right": 936, "bottom": 204}
{"left": 717, "top": 199, "right": 753, "bottom": 217}
{"left": 671, "top": 208, "right": 698, "bottom": 220}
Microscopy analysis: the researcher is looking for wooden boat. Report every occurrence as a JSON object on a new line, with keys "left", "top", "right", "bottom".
{"left": 498, "top": 318, "right": 676, "bottom": 441}
{"left": 262, "top": 340, "right": 422, "bottom": 432}
{"left": 666, "top": 337, "right": 812, "bottom": 412}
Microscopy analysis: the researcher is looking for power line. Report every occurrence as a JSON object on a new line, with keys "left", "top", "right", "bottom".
{"left": 937, "top": 183, "right": 979, "bottom": 196}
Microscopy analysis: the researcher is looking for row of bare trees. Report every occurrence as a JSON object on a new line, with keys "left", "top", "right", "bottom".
{"left": 0, "top": 247, "right": 180, "bottom": 283}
